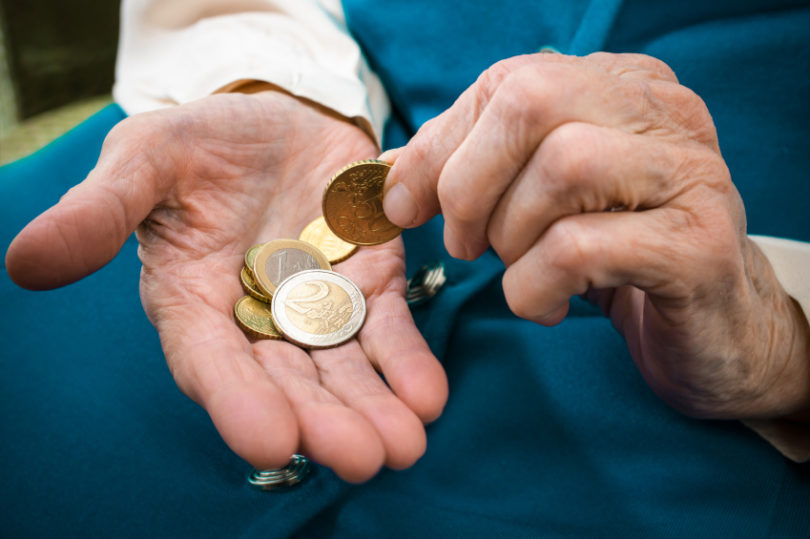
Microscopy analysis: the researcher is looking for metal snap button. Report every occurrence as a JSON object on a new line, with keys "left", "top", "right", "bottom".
{"left": 406, "top": 261, "right": 447, "bottom": 305}
{"left": 247, "top": 454, "right": 312, "bottom": 491}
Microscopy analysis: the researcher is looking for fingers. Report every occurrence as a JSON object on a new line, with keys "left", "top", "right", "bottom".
{"left": 501, "top": 209, "right": 706, "bottom": 325}
{"left": 488, "top": 123, "right": 707, "bottom": 265}
{"left": 584, "top": 52, "right": 679, "bottom": 83}
{"left": 5, "top": 116, "right": 172, "bottom": 290}
{"left": 381, "top": 55, "right": 535, "bottom": 229}
{"left": 357, "top": 289, "right": 448, "bottom": 423}
{"left": 382, "top": 52, "right": 693, "bottom": 260}
{"left": 152, "top": 275, "right": 392, "bottom": 481}
{"left": 311, "top": 340, "right": 427, "bottom": 471}
{"left": 252, "top": 320, "right": 433, "bottom": 481}
{"left": 154, "top": 297, "right": 301, "bottom": 471}
{"left": 252, "top": 341, "right": 388, "bottom": 482}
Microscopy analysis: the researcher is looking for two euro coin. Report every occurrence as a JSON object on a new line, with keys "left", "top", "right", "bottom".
{"left": 235, "top": 239, "right": 366, "bottom": 348}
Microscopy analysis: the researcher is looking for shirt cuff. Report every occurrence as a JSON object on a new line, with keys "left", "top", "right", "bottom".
{"left": 113, "top": 0, "right": 390, "bottom": 143}
{"left": 745, "top": 235, "right": 810, "bottom": 462}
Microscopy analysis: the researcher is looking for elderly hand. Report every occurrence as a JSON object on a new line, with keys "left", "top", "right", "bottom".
{"left": 381, "top": 52, "right": 810, "bottom": 421}
{"left": 5, "top": 90, "right": 447, "bottom": 482}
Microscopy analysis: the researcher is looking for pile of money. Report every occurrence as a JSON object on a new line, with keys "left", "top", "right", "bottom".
{"left": 233, "top": 160, "right": 399, "bottom": 349}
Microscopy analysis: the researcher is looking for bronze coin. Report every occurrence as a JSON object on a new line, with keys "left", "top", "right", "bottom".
{"left": 322, "top": 160, "right": 402, "bottom": 246}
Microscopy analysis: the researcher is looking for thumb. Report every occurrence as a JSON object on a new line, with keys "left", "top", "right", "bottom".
{"left": 379, "top": 140, "right": 443, "bottom": 230}
{"left": 6, "top": 142, "right": 167, "bottom": 290}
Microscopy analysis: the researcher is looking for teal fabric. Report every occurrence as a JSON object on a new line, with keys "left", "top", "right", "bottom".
{"left": 2, "top": 1, "right": 809, "bottom": 537}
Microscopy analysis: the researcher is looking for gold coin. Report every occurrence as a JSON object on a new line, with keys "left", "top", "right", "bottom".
{"left": 234, "top": 295, "right": 283, "bottom": 340}
{"left": 252, "top": 239, "right": 331, "bottom": 297}
{"left": 299, "top": 216, "right": 358, "bottom": 264}
{"left": 241, "top": 267, "right": 271, "bottom": 303}
{"left": 244, "top": 243, "right": 264, "bottom": 278}
{"left": 322, "top": 160, "right": 402, "bottom": 246}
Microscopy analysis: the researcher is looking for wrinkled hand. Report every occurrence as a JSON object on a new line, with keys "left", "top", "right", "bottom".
{"left": 6, "top": 91, "right": 447, "bottom": 481}
{"left": 381, "top": 52, "right": 810, "bottom": 420}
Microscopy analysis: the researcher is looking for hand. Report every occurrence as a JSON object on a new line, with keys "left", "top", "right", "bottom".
{"left": 381, "top": 52, "right": 810, "bottom": 421}
{"left": 6, "top": 90, "right": 448, "bottom": 481}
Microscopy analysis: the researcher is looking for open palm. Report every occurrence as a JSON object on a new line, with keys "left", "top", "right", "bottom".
{"left": 6, "top": 91, "right": 447, "bottom": 482}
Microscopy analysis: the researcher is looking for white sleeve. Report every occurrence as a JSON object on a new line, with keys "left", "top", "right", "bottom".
{"left": 746, "top": 235, "right": 810, "bottom": 463}
{"left": 750, "top": 235, "right": 810, "bottom": 330}
{"left": 113, "top": 0, "right": 390, "bottom": 142}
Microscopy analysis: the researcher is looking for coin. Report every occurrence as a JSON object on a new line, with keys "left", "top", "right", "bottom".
{"left": 244, "top": 243, "right": 264, "bottom": 278}
{"left": 322, "top": 159, "right": 402, "bottom": 246}
{"left": 247, "top": 454, "right": 311, "bottom": 491}
{"left": 234, "top": 295, "right": 283, "bottom": 340}
{"left": 241, "top": 267, "right": 271, "bottom": 303}
{"left": 299, "top": 216, "right": 358, "bottom": 264}
{"left": 252, "top": 239, "right": 331, "bottom": 297}
{"left": 406, "top": 261, "right": 447, "bottom": 305}
{"left": 271, "top": 269, "right": 366, "bottom": 349}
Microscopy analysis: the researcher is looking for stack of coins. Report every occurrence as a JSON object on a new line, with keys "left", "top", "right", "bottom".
{"left": 233, "top": 160, "right": 400, "bottom": 350}
{"left": 247, "top": 454, "right": 311, "bottom": 491}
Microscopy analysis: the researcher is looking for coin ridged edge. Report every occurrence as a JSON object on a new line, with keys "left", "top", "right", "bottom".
{"left": 324, "top": 159, "right": 391, "bottom": 188}
{"left": 271, "top": 269, "right": 366, "bottom": 349}
{"left": 321, "top": 160, "right": 402, "bottom": 246}
{"left": 248, "top": 455, "right": 311, "bottom": 491}
{"left": 241, "top": 267, "right": 272, "bottom": 303}
{"left": 234, "top": 296, "right": 283, "bottom": 340}
{"left": 244, "top": 243, "right": 265, "bottom": 278}
{"left": 298, "top": 216, "right": 359, "bottom": 264}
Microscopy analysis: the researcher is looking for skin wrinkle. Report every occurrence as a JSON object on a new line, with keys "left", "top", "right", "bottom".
{"left": 476, "top": 58, "right": 719, "bottom": 268}
{"left": 253, "top": 346, "right": 321, "bottom": 383}
{"left": 22, "top": 48, "right": 810, "bottom": 470}
{"left": 4, "top": 88, "right": 446, "bottom": 478}
{"left": 162, "top": 309, "right": 252, "bottom": 391}
{"left": 314, "top": 355, "right": 390, "bottom": 402}
{"left": 95, "top": 183, "right": 137, "bottom": 251}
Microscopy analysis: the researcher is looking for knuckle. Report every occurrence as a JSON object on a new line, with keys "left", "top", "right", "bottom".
{"left": 502, "top": 271, "right": 536, "bottom": 320}
{"left": 546, "top": 218, "right": 594, "bottom": 273}
{"left": 539, "top": 122, "right": 599, "bottom": 193}
{"left": 436, "top": 173, "right": 478, "bottom": 223}
{"left": 592, "top": 52, "right": 679, "bottom": 82}
{"left": 616, "top": 78, "right": 668, "bottom": 134}
{"left": 101, "top": 111, "right": 178, "bottom": 171}
{"left": 504, "top": 66, "right": 554, "bottom": 119}
{"left": 631, "top": 54, "right": 678, "bottom": 82}
{"left": 477, "top": 56, "right": 530, "bottom": 90}
{"left": 405, "top": 132, "right": 434, "bottom": 170}
{"left": 649, "top": 83, "right": 718, "bottom": 146}
{"left": 675, "top": 90, "right": 717, "bottom": 144}
{"left": 626, "top": 78, "right": 659, "bottom": 113}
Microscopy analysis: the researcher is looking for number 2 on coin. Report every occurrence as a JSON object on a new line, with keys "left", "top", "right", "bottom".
{"left": 285, "top": 281, "right": 330, "bottom": 315}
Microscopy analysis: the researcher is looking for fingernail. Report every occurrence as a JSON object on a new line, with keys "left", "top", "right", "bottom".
{"left": 383, "top": 182, "right": 418, "bottom": 227}
{"left": 378, "top": 147, "right": 403, "bottom": 164}
{"left": 443, "top": 228, "right": 465, "bottom": 260}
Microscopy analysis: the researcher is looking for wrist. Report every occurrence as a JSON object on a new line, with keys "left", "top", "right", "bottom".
{"left": 743, "top": 238, "right": 810, "bottom": 421}
{"left": 223, "top": 79, "right": 380, "bottom": 148}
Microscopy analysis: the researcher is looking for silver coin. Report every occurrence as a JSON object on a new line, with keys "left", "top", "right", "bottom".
{"left": 252, "top": 239, "right": 331, "bottom": 297}
{"left": 406, "top": 261, "right": 447, "bottom": 305}
{"left": 247, "top": 454, "right": 311, "bottom": 491}
{"left": 271, "top": 269, "right": 366, "bottom": 349}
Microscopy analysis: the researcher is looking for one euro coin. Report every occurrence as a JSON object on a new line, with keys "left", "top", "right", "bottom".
{"left": 252, "top": 239, "right": 331, "bottom": 297}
